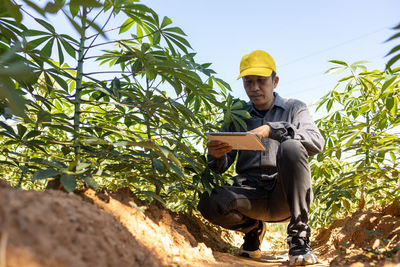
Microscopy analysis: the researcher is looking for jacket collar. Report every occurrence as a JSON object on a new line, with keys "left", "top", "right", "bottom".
{"left": 247, "top": 92, "right": 287, "bottom": 115}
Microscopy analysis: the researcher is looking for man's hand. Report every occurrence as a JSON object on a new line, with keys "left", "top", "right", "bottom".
{"left": 207, "top": 140, "right": 232, "bottom": 158}
{"left": 249, "top": 125, "right": 270, "bottom": 139}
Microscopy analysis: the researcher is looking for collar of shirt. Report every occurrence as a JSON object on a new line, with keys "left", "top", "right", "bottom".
{"left": 247, "top": 92, "right": 287, "bottom": 117}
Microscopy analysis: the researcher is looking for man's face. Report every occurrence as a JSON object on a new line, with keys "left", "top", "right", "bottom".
{"left": 243, "top": 75, "right": 279, "bottom": 110}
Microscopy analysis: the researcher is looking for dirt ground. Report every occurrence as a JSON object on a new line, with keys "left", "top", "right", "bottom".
{"left": 0, "top": 179, "right": 399, "bottom": 266}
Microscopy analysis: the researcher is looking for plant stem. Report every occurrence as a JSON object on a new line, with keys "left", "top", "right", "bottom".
{"left": 73, "top": 8, "right": 87, "bottom": 156}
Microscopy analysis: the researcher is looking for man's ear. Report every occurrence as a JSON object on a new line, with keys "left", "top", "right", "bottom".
{"left": 273, "top": 76, "right": 279, "bottom": 88}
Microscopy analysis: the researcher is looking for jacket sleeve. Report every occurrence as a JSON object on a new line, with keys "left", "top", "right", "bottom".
{"left": 266, "top": 103, "right": 325, "bottom": 156}
{"left": 207, "top": 149, "right": 237, "bottom": 174}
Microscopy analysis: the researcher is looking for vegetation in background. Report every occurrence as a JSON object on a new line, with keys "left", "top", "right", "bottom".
{"left": 0, "top": 0, "right": 398, "bottom": 228}
{"left": 0, "top": 0, "right": 249, "bottom": 212}
{"left": 310, "top": 60, "right": 400, "bottom": 227}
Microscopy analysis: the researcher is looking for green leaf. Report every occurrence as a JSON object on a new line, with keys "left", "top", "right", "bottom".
{"left": 60, "top": 174, "right": 77, "bottom": 192}
{"left": 344, "top": 133, "right": 358, "bottom": 147}
{"left": 142, "top": 191, "right": 166, "bottom": 205}
{"left": 50, "top": 73, "right": 69, "bottom": 92}
{"left": 357, "top": 104, "right": 370, "bottom": 115}
{"left": 381, "top": 76, "right": 397, "bottom": 92}
{"left": 329, "top": 60, "right": 348, "bottom": 66}
{"left": 160, "top": 16, "right": 172, "bottom": 28}
{"left": 152, "top": 158, "right": 164, "bottom": 172}
{"left": 231, "top": 109, "right": 251, "bottom": 119}
{"left": 231, "top": 100, "right": 243, "bottom": 109}
{"left": 169, "top": 162, "right": 184, "bottom": 177}
{"left": 24, "top": 29, "right": 49, "bottom": 36}
{"left": 60, "top": 38, "right": 76, "bottom": 58}
{"left": 386, "top": 96, "right": 394, "bottom": 111}
{"left": 386, "top": 53, "right": 400, "bottom": 69}
{"left": 69, "top": 3, "right": 79, "bottom": 17}
{"left": 0, "top": 1, "right": 22, "bottom": 22}
{"left": 35, "top": 18, "right": 56, "bottom": 33}
{"left": 17, "top": 124, "right": 27, "bottom": 137}
{"left": 0, "top": 79, "right": 27, "bottom": 117}
{"left": 57, "top": 40, "right": 64, "bottom": 65}
{"left": 80, "top": 175, "right": 99, "bottom": 189}
{"left": 327, "top": 98, "right": 333, "bottom": 111}
{"left": 325, "top": 66, "right": 346, "bottom": 75}
{"left": 27, "top": 36, "right": 50, "bottom": 49}
{"left": 385, "top": 44, "right": 400, "bottom": 57}
{"left": 0, "top": 121, "right": 16, "bottom": 136}
{"left": 386, "top": 32, "right": 400, "bottom": 42}
{"left": 70, "top": 0, "right": 102, "bottom": 8}
{"left": 33, "top": 169, "right": 61, "bottom": 180}
{"left": 163, "top": 27, "right": 186, "bottom": 36}
{"left": 42, "top": 38, "right": 55, "bottom": 57}
{"left": 24, "top": 130, "right": 41, "bottom": 139}
{"left": 120, "top": 18, "right": 135, "bottom": 33}
{"left": 164, "top": 32, "right": 192, "bottom": 49}
{"left": 30, "top": 158, "right": 67, "bottom": 169}
{"left": 44, "top": 1, "right": 64, "bottom": 13}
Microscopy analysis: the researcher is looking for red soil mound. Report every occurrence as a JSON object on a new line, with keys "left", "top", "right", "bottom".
{"left": 313, "top": 201, "right": 400, "bottom": 266}
{"left": 1, "top": 178, "right": 399, "bottom": 267}
{"left": 0, "top": 184, "right": 240, "bottom": 267}
{"left": 0, "top": 187, "right": 162, "bottom": 267}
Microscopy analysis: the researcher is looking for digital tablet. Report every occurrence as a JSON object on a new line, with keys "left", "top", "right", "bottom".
{"left": 205, "top": 132, "right": 266, "bottom": 151}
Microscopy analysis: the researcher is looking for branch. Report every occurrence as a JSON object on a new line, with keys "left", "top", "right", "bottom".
{"left": 82, "top": 71, "right": 132, "bottom": 75}
{"left": 84, "top": 30, "right": 158, "bottom": 50}
{"left": 82, "top": 8, "right": 114, "bottom": 59}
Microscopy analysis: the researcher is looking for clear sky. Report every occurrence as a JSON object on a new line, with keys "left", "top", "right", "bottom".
{"left": 144, "top": 0, "right": 400, "bottom": 112}
{"left": 21, "top": 0, "right": 400, "bottom": 118}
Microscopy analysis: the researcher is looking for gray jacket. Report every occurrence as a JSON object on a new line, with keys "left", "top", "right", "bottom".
{"left": 208, "top": 92, "right": 325, "bottom": 180}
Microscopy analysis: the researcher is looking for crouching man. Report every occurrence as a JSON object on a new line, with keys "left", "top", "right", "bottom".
{"left": 198, "top": 50, "right": 324, "bottom": 266}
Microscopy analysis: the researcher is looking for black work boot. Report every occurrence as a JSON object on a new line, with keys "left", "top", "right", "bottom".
{"left": 239, "top": 221, "right": 266, "bottom": 259}
{"left": 287, "top": 236, "right": 318, "bottom": 266}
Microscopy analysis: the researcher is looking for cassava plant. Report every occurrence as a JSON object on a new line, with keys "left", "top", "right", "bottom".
{"left": 309, "top": 60, "right": 400, "bottom": 227}
{"left": 0, "top": 0, "right": 250, "bottom": 210}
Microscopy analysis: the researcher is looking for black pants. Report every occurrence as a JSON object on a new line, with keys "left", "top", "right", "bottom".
{"left": 198, "top": 140, "right": 313, "bottom": 238}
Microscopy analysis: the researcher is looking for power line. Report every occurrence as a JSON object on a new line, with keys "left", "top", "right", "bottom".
{"left": 278, "top": 53, "right": 388, "bottom": 94}
{"left": 278, "top": 26, "right": 390, "bottom": 69}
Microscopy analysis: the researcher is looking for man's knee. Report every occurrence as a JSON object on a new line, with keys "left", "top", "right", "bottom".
{"left": 277, "top": 139, "right": 308, "bottom": 164}
{"left": 197, "top": 187, "right": 236, "bottom": 222}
